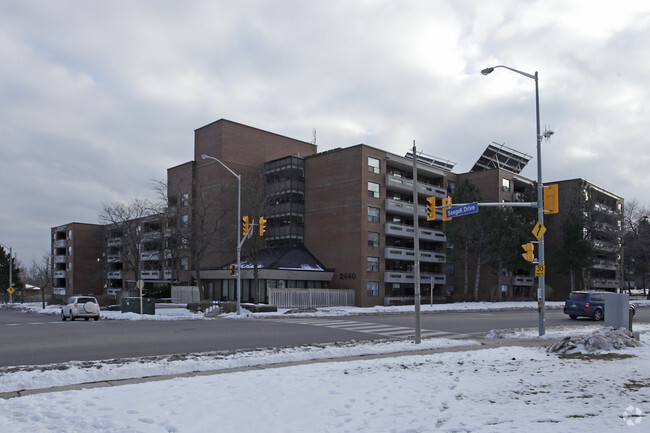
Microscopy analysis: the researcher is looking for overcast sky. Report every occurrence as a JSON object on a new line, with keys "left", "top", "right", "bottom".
{"left": 2, "top": 0, "right": 649, "bottom": 265}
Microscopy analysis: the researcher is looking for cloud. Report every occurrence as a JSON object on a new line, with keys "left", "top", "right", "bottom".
{"left": 2, "top": 0, "right": 650, "bottom": 262}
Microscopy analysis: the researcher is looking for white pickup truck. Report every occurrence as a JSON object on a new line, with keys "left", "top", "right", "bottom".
{"left": 61, "top": 296, "right": 101, "bottom": 321}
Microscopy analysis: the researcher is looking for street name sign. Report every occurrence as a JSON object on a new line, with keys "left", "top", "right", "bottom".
{"left": 445, "top": 202, "right": 479, "bottom": 219}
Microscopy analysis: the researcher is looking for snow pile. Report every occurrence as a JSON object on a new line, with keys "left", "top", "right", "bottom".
{"left": 548, "top": 327, "right": 641, "bottom": 354}
{"left": 0, "top": 338, "right": 478, "bottom": 394}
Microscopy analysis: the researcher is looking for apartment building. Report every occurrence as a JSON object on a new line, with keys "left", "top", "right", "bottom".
{"left": 51, "top": 120, "right": 625, "bottom": 306}
{"left": 51, "top": 223, "right": 104, "bottom": 296}
{"left": 303, "top": 145, "right": 449, "bottom": 306}
{"left": 543, "top": 179, "right": 624, "bottom": 299}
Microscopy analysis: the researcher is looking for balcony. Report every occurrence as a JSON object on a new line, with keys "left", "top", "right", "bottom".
{"left": 54, "top": 255, "right": 66, "bottom": 264}
{"left": 141, "top": 270, "right": 161, "bottom": 279}
{"left": 592, "top": 260, "right": 619, "bottom": 271}
{"left": 385, "top": 223, "right": 446, "bottom": 242}
{"left": 513, "top": 276, "right": 535, "bottom": 286}
{"left": 164, "top": 270, "right": 174, "bottom": 280}
{"left": 142, "top": 231, "right": 161, "bottom": 241}
{"left": 53, "top": 239, "right": 66, "bottom": 248}
{"left": 385, "top": 247, "right": 445, "bottom": 263}
{"left": 592, "top": 240, "right": 619, "bottom": 253}
{"left": 384, "top": 271, "right": 446, "bottom": 285}
{"left": 107, "top": 271, "right": 123, "bottom": 279}
{"left": 53, "top": 270, "right": 66, "bottom": 279}
{"left": 107, "top": 254, "right": 122, "bottom": 263}
{"left": 108, "top": 238, "right": 122, "bottom": 247}
{"left": 385, "top": 174, "right": 447, "bottom": 198}
{"left": 590, "top": 278, "right": 620, "bottom": 289}
{"left": 385, "top": 199, "right": 444, "bottom": 220}
{"left": 141, "top": 251, "right": 160, "bottom": 261}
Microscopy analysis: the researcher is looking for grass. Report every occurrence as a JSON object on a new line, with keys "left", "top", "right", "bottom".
{"left": 558, "top": 353, "right": 636, "bottom": 361}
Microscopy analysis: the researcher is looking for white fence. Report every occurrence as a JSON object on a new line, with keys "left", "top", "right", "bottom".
{"left": 269, "top": 288, "right": 355, "bottom": 308}
{"left": 171, "top": 286, "right": 201, "bottom": 304}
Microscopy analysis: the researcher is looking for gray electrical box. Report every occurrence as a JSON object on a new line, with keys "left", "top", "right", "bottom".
{"left": 121, "top": 297, "right": 156, "bottom": 315}
{"left": 603, "top": 293, "right": 629, "bottom": 329}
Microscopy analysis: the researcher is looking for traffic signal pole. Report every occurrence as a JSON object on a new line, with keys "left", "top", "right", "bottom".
{"left": 412, "top": 142, "right": 421, "bottom": 344}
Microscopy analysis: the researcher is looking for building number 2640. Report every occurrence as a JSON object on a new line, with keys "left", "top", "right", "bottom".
{"left": 339, "top": 273, "right": 356, "bottom": 280}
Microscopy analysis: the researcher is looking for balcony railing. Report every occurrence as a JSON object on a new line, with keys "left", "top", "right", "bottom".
{"left": 592, "top": 260, "right": 619, "bottom": 271}
{"left": 141, "top": 270, "right": 161, "bottom": 279}
{"left": 385, "top": 174, "right": 447, "bottom": 198}
{"left": 385, "top": 198, "right": 444, "bottom": 220}
{"left": 53, "top": 270, "right": 66, "bottom": 278}
{"left": 513, "top": 276, "right": 535, "bottom": 286}
{"left": 54, "top": 255, "right": 66, "bottom": 264}
{"left": 385, "top": 247, "right": 445, "bottom": 263}
{"left": 107, "top": 271, "right": 123, "bottom": 279}
{"left": 164, "top": 270, "right": 174, "bottom": 280}
{"left": 107, "top": 254, "right": 122, "bottom": 263}
{"left": 108, "top": 238, "right": 122, "bottom": 247}
{"left": 53, "top": 239, "right": 66, "bottom": 248}
{"left": 590, "top": 278, "right": 620, "bottom": 289}
{"left": 384, "top": 271, "right": 446, "bottom": 285}
{"left": 385, "top": 223, "right": 446, "bottom": 242}
{"left": 141, "top": 251, "right": 160, "bottom": 261}
{"left": 592, "top": 240, "right": 619, "bottom": 253}
{"left": 142, "top": 231, "right": 161, "bottom": 241}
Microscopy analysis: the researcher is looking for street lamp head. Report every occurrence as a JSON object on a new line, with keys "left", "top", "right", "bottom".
{"left": 481, "top": 67, "right": 494, "bottom": 76}
{"left": 201, "top": 154, "right": 209, "bottom": 160}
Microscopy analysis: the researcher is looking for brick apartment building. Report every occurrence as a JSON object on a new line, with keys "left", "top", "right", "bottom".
{"left": 51, "top": 119, "right": 624, "bottom": 305}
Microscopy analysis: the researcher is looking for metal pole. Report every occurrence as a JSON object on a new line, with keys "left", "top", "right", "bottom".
{"left": 534, "top": 72, "right": 546, "bottom": 336}
{"left": 236, "top": 173, "right": 242, "bottom": 315}
{"left": 201, "top": 154, "right": 242, "bottom": 315}
{"left": 9, "top": 247, "right": 13, "bottom": 304}
{"left": 481, "top": 65, "right": 546, "bottom": 336}
{"left": 412, "top": 141, "right": 421, "bottom": 344}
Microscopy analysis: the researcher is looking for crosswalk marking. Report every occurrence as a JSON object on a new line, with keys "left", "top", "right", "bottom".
{"left": 267, "top": 318, "right": 473, "bottom": 340}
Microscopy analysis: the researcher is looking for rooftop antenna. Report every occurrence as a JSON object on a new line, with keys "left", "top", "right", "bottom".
{"left": 312, "top": 128, "right": 317, "bottom": 145}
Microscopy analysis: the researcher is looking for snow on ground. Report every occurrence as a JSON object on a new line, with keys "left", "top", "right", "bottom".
{"left": 0, "top": 329, "right": 648, "bottom": 432}
{"left": 2, "top": 301, "right": 650, "bottom": 432}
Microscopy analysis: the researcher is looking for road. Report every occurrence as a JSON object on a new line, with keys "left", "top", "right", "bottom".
{"left": 0, "top": 307, "right": 647, "bottom": 368}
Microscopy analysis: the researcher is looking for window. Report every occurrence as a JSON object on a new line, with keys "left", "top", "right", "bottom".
{"left": 367, "top": 256, "right": 379, "bottom": 272}
{"left": 502, "top": 178, "right": 511, "bottom": 192}
{"left": 368, "top": 231, "right": 380, "bottom": 248}
{"left": 368, "top": 206, "right": 380, "bottom": 223}
{"left": 447, "top": 180, "right": 456, "bottom": 195}
{"left": 367, "top": 281, "right": 379, "bottom": 297}
{"left": 181, "top": 257, "right": 189, "bottom": 270}
{"left": 181, "top": 192, "right": 190, "bottom": 206}
{"left": 368, "top": 181, "right": 380, "bottom": 198}
{"left": 181, "top": 214, "right": 189, "bottom": 228}
{"left": 368, "top": 156, "right": 380, "bottom": 174}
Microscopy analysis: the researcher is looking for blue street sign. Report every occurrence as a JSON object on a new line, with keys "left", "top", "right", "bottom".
{"left": 445, "top": 202, "right": 479, "bottom": 219}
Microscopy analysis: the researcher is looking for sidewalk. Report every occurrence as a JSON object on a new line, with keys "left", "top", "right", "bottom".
{"left": 0, "top": 336, "right": 552, "bottom": 400}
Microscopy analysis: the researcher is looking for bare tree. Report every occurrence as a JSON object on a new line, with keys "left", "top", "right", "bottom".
{"left": 240, "top": 164, "right": 270, "bottom": 303}
{"left": 99, "top": 198, "right": 159, "bottom": 292}
{"left": 155, "top": 177, "right": 230, "bottom": 299}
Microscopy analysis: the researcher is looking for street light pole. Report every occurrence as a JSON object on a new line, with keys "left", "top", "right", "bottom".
{"left": 482, "top": 65, "right": 546, "bottom": 336}
{"left": 201, "top": 154, "right": 242, "bottom": 315}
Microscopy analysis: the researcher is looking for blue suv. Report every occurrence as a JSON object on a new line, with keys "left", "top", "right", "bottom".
{"left": 563, "top": 291, "right": 607, "bottom": 320}
{"left": 563, "top": 291, "right": 636, "bottom": 321}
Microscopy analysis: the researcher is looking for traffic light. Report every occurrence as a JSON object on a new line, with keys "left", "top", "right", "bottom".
{"left": 544, "top": 183, "right": 559, "bottom": 214}
{"left": 442, "top": 197, "right": 453, "bottom": 221}
{"left": 229, "top": 265, "right": 235, "bottom": 275}
{"left": 521, "top": 242, "right": 535, "bottom": 262}
{"left": 259, "top": 216, "right": 267, "bottom": 236}
{"left": 241, "top": 216, "right": 250, "bottom": 236}
{"left": 426, "top": 197, "right": 436, "bottom": 221}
